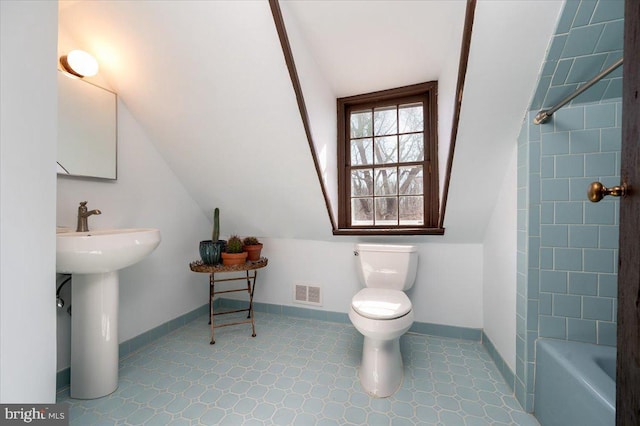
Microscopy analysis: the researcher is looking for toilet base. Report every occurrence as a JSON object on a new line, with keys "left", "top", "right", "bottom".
{"left": 359, "top": 336, "right": 403, "bottom": 397}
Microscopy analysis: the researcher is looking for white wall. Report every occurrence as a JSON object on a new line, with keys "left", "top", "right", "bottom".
{"left": 55, "top": 99, "right": 212, "bottom": 371}
{"left": 280, "top": 1, "right": 339, "bottom": 225}
{"left": 482, "top": 146, "right": 517, "bottom": 370}
{"left": 230, "top": 238, "right": 484, "bottom": 329}
{"left": 411, "top": 243, "right": 483, "bottom": 328}
{"left": 0, "top": 0, "right": 58, "bottom": 403}
{"left": 443, "top": 0, "right": 563, "bottom": 243}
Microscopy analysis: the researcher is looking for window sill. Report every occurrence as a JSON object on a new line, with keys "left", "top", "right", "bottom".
{"left": 332, "top": 227, "right": 445, "bottom": 236}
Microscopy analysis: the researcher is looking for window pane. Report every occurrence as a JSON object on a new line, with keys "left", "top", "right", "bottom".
{"left": 399, "top": 196, "right": 424, "bottom": 225}
{"left": 399, "top": 134, "right": 424, "bottom": 162}
{"left": 374, "top": 167, "right": 397, "bottom": 196}
{"left": 398, "top": 166, "right": 423, "bottom": 195}
{"left": 373, "top": 136, "right": 397, "bottom": 164}
{"left": 375, "top": 197, "right": 398, "bottom": 225}
{"left": 352, "top": 198, "right": 373, "bottom": 225}
{"left": 350, "top": 110, "right": 372, "bottom": 138}
{"left": 373, "top": 106, "right": 397, "bottom": 136}
{"left": 399, "top": 103, "right": 423, "bottom": 133}
{"left": 351, "top": 169, "right": 373, "bottom": 196}
{"left": 351, "top": 138, "right": 373, "bottom": 165}
{"left": 338, "top": 82, "right": 437, "bottom": 232}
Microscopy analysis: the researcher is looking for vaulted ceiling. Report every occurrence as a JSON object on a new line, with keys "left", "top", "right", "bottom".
{"left": 58, "top": 0, "right": 563, "bottom": 242}
{"left": 282, "top": 0, "right": 466, "bottom": 98}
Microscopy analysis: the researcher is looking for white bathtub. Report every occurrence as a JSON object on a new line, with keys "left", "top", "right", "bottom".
{"left": 534, "top": 339, "right": 615, "bottom": 426}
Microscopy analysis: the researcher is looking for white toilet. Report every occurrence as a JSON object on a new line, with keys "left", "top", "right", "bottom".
{"left": 349, "top": 243, "right": 418, "bottom": 397}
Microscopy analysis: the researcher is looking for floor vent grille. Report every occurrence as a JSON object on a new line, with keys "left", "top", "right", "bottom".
{"left": 294, "top": 283, "right": 322, "bottom": 306}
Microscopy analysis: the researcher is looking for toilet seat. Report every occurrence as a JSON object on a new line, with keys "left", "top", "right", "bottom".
{"left": 351, "top": 288, "right": 412, "bottom": 320}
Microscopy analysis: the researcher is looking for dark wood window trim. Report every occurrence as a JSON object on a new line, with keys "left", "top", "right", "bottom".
{"left": 439, "top": 0, "right": 476, "bottom": 228}
{"left": 336, "top": 82, "right": 440, "bottom": 235}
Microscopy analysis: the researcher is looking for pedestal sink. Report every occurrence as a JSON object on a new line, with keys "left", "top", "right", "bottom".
{"left": 56, "top": 228, "right": 161, "bottom": 399}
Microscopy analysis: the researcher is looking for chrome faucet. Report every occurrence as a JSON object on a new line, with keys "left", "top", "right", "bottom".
{"left": 76, "top": 201, "right": 101, "bottom": 232}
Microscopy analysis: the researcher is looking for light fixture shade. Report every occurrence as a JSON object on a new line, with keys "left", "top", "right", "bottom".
{"left": 60, "top": 50, "right": 99, "bottom": 78}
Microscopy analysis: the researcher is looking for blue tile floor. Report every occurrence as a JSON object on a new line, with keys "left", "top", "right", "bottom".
{"left": 57, "top": 312, "right": 539, "bottom": 425}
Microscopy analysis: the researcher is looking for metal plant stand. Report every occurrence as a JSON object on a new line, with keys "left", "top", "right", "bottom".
{"left": 190, "top": 258, "right": 268, "bottom": 344}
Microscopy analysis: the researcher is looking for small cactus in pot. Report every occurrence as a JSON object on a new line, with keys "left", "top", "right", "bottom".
{"left": 199, "top": 208, "right": 224, "bottom": 265}
{"left": 221, "top": 235, "right": 247, "bottom": 266}
{"left": 225, "top": 235, "right": 244, "bottom": 253}
{"left": 242, "top": 236, "right": 263, "bottom": 261}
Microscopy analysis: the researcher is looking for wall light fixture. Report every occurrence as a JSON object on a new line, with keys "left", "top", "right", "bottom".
{"left": 60, "top": 50, "right": 99, "bottom": 78}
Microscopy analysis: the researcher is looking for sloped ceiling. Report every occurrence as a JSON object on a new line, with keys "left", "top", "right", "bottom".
{"left": 444, "top": 0, "right": 563, "bottom": 241}
{"left": 281, "top": 0, "right": 466, "bottom": 97}
{"left": 59, "top": 0, "right": 562, "bottom": 243}
{"left": 60, "top": 0, "right": 330, "bottom": 240}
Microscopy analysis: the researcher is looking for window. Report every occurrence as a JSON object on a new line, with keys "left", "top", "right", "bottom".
{"left": 337, "top": 82, "right": 440, "bottom": 235}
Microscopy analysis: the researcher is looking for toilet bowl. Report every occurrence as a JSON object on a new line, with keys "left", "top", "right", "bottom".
{"left": 349, "top": 291, "right": 414, "bottom": 397}
{"left": 349, "top": 244, "right": 418, "bottom": 397}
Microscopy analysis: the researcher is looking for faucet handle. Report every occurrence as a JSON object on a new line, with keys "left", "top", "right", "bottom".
{"left": 79, "top": 201, "right": 87, "bottom": 206}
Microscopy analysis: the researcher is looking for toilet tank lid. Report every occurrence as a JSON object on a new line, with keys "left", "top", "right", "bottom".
{"left": 356, "top": 244, "right": 417, "bottom": 253}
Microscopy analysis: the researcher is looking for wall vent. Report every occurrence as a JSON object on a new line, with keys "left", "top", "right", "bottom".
{"left": 293, "top": 283, "right": 322, "bottom": 306}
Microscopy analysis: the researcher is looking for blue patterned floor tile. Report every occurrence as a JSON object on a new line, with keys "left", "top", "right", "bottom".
{"left": 57, "top": 312, "right": 537, "bottom": 425}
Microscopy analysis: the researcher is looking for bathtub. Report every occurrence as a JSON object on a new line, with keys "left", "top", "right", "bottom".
{"left": 535, "top": 339, "right": 615, "bottom": 426}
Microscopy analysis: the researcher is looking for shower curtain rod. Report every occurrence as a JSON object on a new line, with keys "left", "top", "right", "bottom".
{"left": 534, "top": 57, "right": 623, "bottom": 125}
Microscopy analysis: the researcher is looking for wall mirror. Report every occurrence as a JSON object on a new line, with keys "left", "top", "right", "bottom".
{"left": 57, "top": 71, "right": 117, "bottom": 180}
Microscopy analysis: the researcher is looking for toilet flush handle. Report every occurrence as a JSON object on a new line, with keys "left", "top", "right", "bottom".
{"left": 354, "top": 250, "right": 359, "bottom": 256}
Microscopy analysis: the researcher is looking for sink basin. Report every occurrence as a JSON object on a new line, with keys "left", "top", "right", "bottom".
{"left": 55, "top": 228, "right": 161, "bottom": 399}
{"left": 56, "top": 228, "right": 161, "bottom": 274}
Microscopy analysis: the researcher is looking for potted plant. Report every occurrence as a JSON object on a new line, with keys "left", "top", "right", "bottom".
{"left": 221, "top": 235, "right": 247, "bottom": 266}
{"left": 243, "top": 236, "right": 263, "bottom": 261}
{"left": 199, "top": 208, "right": 225, "bottom": 265}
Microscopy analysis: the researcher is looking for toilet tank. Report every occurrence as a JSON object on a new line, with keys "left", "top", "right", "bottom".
{"left": 355, "top": 244, "right": 418, "bottom": 291}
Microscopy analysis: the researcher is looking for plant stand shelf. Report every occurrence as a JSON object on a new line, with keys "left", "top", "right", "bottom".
{"left": 189, "top": 258, "right": 268, "bottom": 344}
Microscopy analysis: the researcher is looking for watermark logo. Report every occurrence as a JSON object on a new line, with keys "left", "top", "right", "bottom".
{"left": 1, "top": 404, "right": 68, "bottom": 425}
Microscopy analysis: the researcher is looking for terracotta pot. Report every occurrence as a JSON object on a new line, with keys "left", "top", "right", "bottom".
{"left": 243, "top": 244, "right": 263, "bottom": 261}
{"left": 221, "top": 251, "right": 248, "bottom": 266}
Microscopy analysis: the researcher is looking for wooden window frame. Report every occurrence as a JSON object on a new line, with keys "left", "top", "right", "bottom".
{"left": 336, "top": 82, "right": 441, "bottom": 236}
